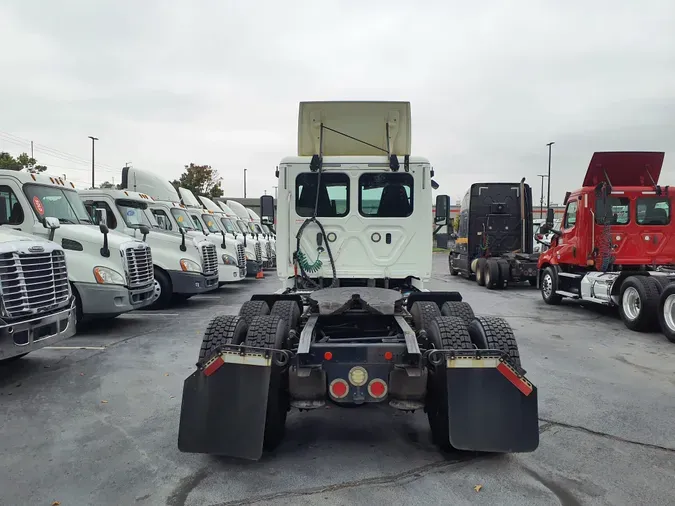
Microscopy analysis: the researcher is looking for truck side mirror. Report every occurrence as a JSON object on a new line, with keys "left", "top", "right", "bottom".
{"left": 221, "top": 230, "right": 227, "bottom": 249}
{"left": 99, "top": 223, "right": 110, "bottom": 257}
{"left": 42, "top": 216, "right": 60, "bottom": 241}
{"left": 178, "top": 226, "right": 187, "bottom": 252}
{"left": 434, "top": 195, "right": 450, "bottom": 225}
{"left": 431, "top": 179, "right": 439, "bottom": 190}
{"left": 95, "top": 208, "right": 107, "bottom": 227}
{"left": 139, "top": 224, "right": 150, "bottom": 241}
{"left": 546, "top": 208, "right": 554, "bottom": 228}
{"left": 260, "top": 195, "right": 275, "bottom": 224}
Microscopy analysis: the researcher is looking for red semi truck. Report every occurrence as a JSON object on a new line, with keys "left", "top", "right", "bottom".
{"left": 537, "top": 151, "right": 675, "bottom": 342}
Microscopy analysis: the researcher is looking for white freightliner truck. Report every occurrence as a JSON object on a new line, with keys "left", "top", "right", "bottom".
{"left": 0, "top": 228, "right": 77, "bottom": 362}
{"left": 226, "top": 199, "right": 273, "bottom": 269}
{"left": 245, "top": 206, "right": 276, "bottom": 266}
{"left": 200, "top": 196, "right": 262, "bottom": 277}
{"left": 0, "top": 170, "right": 154, "bottom": 324}
{"left": 177, "top": 187, "right": 246, "bottom": 283}
{"left": 118, "top": 167, "right": 220, "bottom": 296}
{"left": 79, "top": 187, "right": 220, "bottom": 308}
{"left": 177, "top": 101, "right": 539, "bottom": 461}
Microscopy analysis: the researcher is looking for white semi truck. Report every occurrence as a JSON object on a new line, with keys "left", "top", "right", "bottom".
{"left": 118, "top": 167, "right": 220, "bottom": 297}
{"left": 0, "top": 228, "right": 77, "bottom": 362}
{"left": 177, "top": 101, "right": 539, "bottom": 461}
{"left": 226, "top": 199, "right": 273, "bottom": 269}
{"left": 177, "top": 187, "right": 246, "bottom": 283}
{"left": 245, "top": 206, "right": 276, "bottom": 267}
{"left": 79, "top": 187, "right": 220, "bottom": 307}
{"left": 0, "top": 170, "right": 155, "bottom": 324}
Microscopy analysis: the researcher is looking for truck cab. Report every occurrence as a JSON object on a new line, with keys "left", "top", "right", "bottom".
{"left": 0, "top": 228, "right": 77, "bottom": 362}
{"left": 79, "top": 187, "right": 218, "bottom": 307}
{"left": 538, "top": 151, "right": 675, "bottom": 334}
{"left": 177, "top": 187, "right": 245, "bottom": 283}
{"left": 245, "top": 206, "right": 276, "bottom": 267}
{"left": 226, "top": 199, "right": 272, "bottom": 269}
{"left": 0, "top": 170, "right": 155, "bottom": 323}
{"left": 118, "top": 167, "right": 220, "bottom": 296}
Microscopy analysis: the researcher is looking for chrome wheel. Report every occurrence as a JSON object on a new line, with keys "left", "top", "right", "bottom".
{"left": 542, "top": 273, "right": 553, "bottom": 299}
{"left": 622, "top": 286, "right": 641, "bottom": 321}
{"left": 152, "top": 279, "right": 161, "bottom": 302}
{"left": 663, "top": 294, "right": 675, "bottom": 332}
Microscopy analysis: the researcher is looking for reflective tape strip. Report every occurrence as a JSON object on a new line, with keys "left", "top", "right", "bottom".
{"left": 446, "top": 357, "right": 500, "bottom": 368}
{"left": 202, "top": 351, "right": 271, "bottom": 376}
{"left": 203, "top": 356, "right": 224, "bottom": 376}
{"left": 497, "top": 362, "right": 534, "bottom": 396}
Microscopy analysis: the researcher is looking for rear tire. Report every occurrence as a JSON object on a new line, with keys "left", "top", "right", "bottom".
{"left": 540, "top": 267, "right": 562, "bottom": 305}
{"left": 440, "top": 301, "right": 475, "bottom": 326}
{"left": 270, "top": 300, "right": 301, "bottom": 335}
{"left": 449, "top": 254, "right": 459, "bottom": 276}
{"left": 425, "top": 316, "right": 473, "bottom": 450}
{"left": 467, "top": 316, "right": 521, "bottom": 369}
{"left": 198, "top": 315, "right": 248, "bottom": 362}
{"left": 239, "top": 300, "right": 270, "bottom": 324}
{"left": 410, "top": 301, "right": 441, "bottom": 335}
{"left": 619, "top": 276, "right": 660, "bottom": 332}
{"left": 476, "top": 258, "right": 487, "bottom": 286}
{"left": 657, "top": 283, "right": 675, "bottom": 343}
{"left": 497, "top": 259, "right": 510, "bottom": 289}
{"left": 244, "top": 315, "right": 289, "bottom": 451}
{"left": 485, "top": 259, "right": 500, "bottom": 290}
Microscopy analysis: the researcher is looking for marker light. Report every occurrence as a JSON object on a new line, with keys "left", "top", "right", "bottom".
{"left": 348, "top": 366, "right": 368, "bottom": 387}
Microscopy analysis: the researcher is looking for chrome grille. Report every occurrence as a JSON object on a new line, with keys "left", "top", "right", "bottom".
{"left": 125, "top": 245, "right": 153, "bottom": 288}
{"left": 255, "top": 242, "right": 262, "bottom": 263}
{"left": 201, "top": 244, "right": 218, "bottom": 275}
{"left": 236, "top": 243, "right": 246, "bottom": 268}
{"left": 265, "top": 241, "right": 272, "bottom": 259}
{"left": 0, "top": 250, "right": 70, "bottom": 318}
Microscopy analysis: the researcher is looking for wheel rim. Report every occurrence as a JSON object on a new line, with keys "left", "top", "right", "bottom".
{"left": 663, "top": 294, "right": 675, "bottom": 331}
{"left": 542, "top": 273, "right": 553, "bottom": 298}
{"left": 622, "top": 286, "right": 641, "bottom": 321}
{"left": 152, "top": 279, "right": 161, "bottom": 301}
{"left": 485, "top": 267, "right": 491, "bottom": 285}
{"left": 477, "top": 265, "right": 482, "bottom": 282}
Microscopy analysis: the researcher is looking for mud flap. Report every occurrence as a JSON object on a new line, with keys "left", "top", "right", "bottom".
{"left": 177, "top": 352, "right": 272, "bottom": 460}
{"left": 445, "top": 357, "right": 539, "bottom": 453}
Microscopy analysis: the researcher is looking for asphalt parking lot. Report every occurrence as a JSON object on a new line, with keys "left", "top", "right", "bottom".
{"left": 1, "top": 253, "right": 674, "bottom": 506}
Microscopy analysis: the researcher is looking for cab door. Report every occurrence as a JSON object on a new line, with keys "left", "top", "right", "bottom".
{"left": 555, "top": 198, "right": 580, "bottom": 266}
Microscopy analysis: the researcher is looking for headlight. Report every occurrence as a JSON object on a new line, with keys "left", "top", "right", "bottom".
{"left": 180, "top": 258, "right": 201, "bottom": 272}
{"left": 222, "top": 253, "right": 237, "bottom": 266}
{"left": 93, "top": 266, "right": 125, "bottom": 285}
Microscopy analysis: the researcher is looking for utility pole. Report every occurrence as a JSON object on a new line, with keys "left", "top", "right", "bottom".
{"left": 88, "top": 136, "right": 98, "bottom": 188}
{"left": 537, "top": 174, "right": 548, "bottom": 218}
{"left": 546, "top": 141, "right": 555, "bottom": 209}
{"left": 243, "top": 168, "right": 247, "bottom": 198}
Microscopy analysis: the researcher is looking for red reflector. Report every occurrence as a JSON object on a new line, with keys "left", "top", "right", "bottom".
{"left": 203, "top": 356, "right": 224, "bottom": 377}
{"left": 324, "top": 351, "right": 333, "bottom": 361}
{"left": 384, "top": 351, "right": 393, "bottom": 360}
{"left": 497, "top": 362, "right": 533, "bottom": 396}
{"left": 367, "top": 379, "right": 387, "bottom": 399}
{"left": 329, "top": 379, "right": 348, "bottom": 399}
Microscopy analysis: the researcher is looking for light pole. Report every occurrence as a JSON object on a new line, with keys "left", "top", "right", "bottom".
{"left": 537, "top": 174, "right": 548, "bottom": 218}
{"left": 88, "top": 136, "right": 98, "bottom": 188}
{"left": 546, "top": 141, "right": 554, "bottom": 209}
{"left": 243, "top": 168, "right": 247, "bottom": 198}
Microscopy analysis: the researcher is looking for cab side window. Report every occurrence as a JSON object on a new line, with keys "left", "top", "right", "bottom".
{"left": 190, "top": 214, "right": 205, "bottom": 233}
{"left": 152, "top": 209, "right": 172, "bottom": 230}
{"left": 84, "top": 200, "right": 117, "bottom": 229}
{"left": 0, "top": 185, "right": 24, "bottom": 225}
{"left": 564, "top": 201, "right": 577, "bottom": 228}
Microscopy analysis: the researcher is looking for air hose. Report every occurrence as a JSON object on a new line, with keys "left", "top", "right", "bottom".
{"left": 296, "top": 248, "right": 323, "bottom": 273}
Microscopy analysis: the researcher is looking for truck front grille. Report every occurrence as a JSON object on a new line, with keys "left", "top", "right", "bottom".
{"left": 255, "top": 242, "right": 262, "bottom": 263}
{"left": 0, "top": 250, "right": 70, "bottom": 318}
{"left": 265, "top": 241, "right": 273, "bottom": 259}
{"left": 201, "top": 244, "right": 218, "bottom": 275}
{"left": 125, "top": 245, "right": 154, "bottom": 288}
{"left": 236, "top": 243, "right": 246, "bottom": 268}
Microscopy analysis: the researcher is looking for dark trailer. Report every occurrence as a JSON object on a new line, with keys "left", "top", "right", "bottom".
{"left": 449, "top": 180, "right": 540, "bottom": 289}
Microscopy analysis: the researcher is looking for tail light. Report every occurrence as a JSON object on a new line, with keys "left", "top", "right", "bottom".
{"left": 368, "top": 379, "right": 388, "bottom": 399}
{"left": 329, "top": 379, "right": 349, "bottom": 399}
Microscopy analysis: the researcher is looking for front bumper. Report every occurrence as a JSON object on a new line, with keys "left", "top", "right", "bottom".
{"left": 0, "top": 299, "right": 76, "bottom": 360}
{"left": 218, "top": 264, "right": 242, "bottom": 285}
{"left": 75, "top": 281, "right": 155, "bottom": 317}
{"left": 246, "top": 260, "right": 262, "bottom": 277}
{"left": 169, "top": 271, "right": 219, "bottom": 294}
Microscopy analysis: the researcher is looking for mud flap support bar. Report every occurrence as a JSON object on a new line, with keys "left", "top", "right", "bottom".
{"left": 394, "top": 315, "right": 422, "bottom": 377}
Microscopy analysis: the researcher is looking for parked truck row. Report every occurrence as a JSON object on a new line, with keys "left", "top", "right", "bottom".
{"left": 0, "top": 166, "right": 275, "bottom": 362}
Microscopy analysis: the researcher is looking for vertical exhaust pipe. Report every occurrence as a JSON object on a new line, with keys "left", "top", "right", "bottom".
{"left": 520, "top": 177, "right": 527, "bottom": 254}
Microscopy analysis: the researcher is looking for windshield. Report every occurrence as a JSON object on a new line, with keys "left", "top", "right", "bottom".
{"left": 202, "top": 214, "right": 222, "bottom": 233}
{"left": 237, "top": 220, "right": 251, "bottom": 235}
{"left": 251, "top": 223, "right": 264, "bottom": 234}
{"left": 116, "top": 199, "right": 158, "bottom": 228}
{"left": 261, "top": 224, "right": 271, "bottom": 234}
{"left": 170, "top": 208, "right": 196, "bottom": 231}
{"left": 24, "top": 184, "right": 92, "bottom": 224}
{"left": 220, "top": 217, "right": 237, "bottom": 234}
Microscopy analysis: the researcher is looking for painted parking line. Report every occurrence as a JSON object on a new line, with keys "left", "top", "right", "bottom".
{"left": 45, "top": 346, "right": 106, "bottom": 350}
{"left": 123, "top": 312, "right": 180, "bottom": 317}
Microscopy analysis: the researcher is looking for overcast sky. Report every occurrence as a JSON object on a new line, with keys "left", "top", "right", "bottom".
{"left": 1, "top": 1, "right": 674, "bottom": 205}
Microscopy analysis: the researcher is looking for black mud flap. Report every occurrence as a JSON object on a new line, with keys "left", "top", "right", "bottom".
{"left": 177, "top": 353, "right": 271, "bottom": 460}
{"left": 445, "top": 358, "right": 539, "bottom": 453}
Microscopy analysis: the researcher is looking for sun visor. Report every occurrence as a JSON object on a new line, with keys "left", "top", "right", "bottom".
{"left": 582, "top": 151, "right": 665, "bottom": 187}
{"left": 297, "top": 101, "right": 411, "bottom": 156}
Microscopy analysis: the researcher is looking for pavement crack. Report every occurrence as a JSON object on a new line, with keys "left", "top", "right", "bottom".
{"left": 540, "top": 417, "right": 675, "bottom": 453}
{"left": 166, "top": 466, "right": 210, "bottom": 506}
{"left": 210, "top": 456, "right": 479, "bottom": 506}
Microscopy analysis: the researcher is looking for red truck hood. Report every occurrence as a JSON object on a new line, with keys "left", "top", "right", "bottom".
{"left": 582, "top": 151, "right": 664, "bottom": 187}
